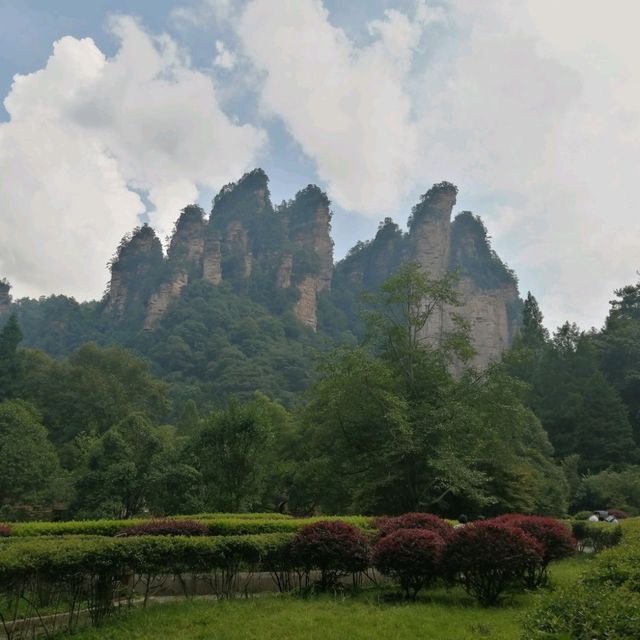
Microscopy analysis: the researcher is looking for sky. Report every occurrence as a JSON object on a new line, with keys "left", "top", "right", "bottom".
{"left": 0, "top": 0, "right": 639, "bottom": 331}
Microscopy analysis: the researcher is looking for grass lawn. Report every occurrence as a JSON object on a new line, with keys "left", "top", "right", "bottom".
{"left": 64, "top": 557, "right": 591, "bottom": 640}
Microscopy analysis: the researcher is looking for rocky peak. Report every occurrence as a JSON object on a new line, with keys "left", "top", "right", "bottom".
{"left": 211, "top": 168, "right": 272, "bottom": 225}
{"left": 286, "top": 185, "right": 334, "bottom": 291}
{"left": 104, "top": 224, "right": 163, "bottom": 317}
{"left": 408, "top": 182, "right": 458, "bottom": 231}
{"left": 409, "top": 182, "right": 457, "bottom": 280}
{"left": 167, "top": 205, "right": 206, "bottom": 268}
{"left": 449, "top": 212, "right": 516, "bottom": 290}
{"left": 0, "top": 279, "right": 11, "bottom": 315}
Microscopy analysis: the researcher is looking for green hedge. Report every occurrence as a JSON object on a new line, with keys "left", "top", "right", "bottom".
{"left": 0, "top": 533, "right": 294, "bottom": 580}
{"left": 523, "top": 519, "right": 640, "bottom": 639}
{"left": 4, "top": 515, "right": 374, "bottom": 538}
{"left": 570, "top": 520, "right": 623, "bottom": 552}
{"left": 0, "top": 533, "right": 296, "bottom": 633}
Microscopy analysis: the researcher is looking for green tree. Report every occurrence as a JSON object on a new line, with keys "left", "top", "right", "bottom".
{"left": 191, "top": 394, "right": 284, "bottom": 512}
{"left": 0, "top": 315, "right": 23, "bottom": 401}
{"left": 21, "top": 343, "right": 170, "bottom": 445}
{"left": 0, "top": 400, "right": 66, "bottom": 519}
{"left": 532, "top": 327, "right": 636, "bottom": 471}
{"left": 597, "top": 281, "right": 640, "bottom": 443}
{"left": 299, "top": 264, "right": 562, "bottom": 515}
{"left": 72, "top": 414, "right": 163, "bottom": 518}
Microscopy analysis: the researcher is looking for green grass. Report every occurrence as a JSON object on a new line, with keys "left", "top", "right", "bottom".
{"left": 63, "top": 557, "right": 591, "bottom": 640}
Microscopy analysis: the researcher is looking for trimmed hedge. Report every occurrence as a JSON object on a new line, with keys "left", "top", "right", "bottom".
{"left": 290, "top": 521, "right": 370, "bottom": 591}
{"left": 442, "top": 522, "right": 543, "bottom": 606}
{"left": 3, "top": 515, "right": 375, "bottom": 538}
{"left": 373, "top": 529, "right": 444, "bottom": 599}
{"left": 0, "top": 533, "right": 294, "bottom": 582}
{"left": 375, "top": 513, "right": 453, "bottom": 541}
{"left": 491, "top": 515, "right": 575, "bottom": 587}
{"left": 571, "top": 520, "right": 622, "bottom": 552}
{"left": 117, "top": 520, "right": 210, "bottom": 537}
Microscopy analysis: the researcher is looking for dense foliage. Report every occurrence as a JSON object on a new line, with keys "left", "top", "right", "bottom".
{"left": 117, "top": 519, "right": 210, "bottom": 537}
{"left": 375, "top": 513, "right": 453, "bottom": 541}
{"left": 442, "top": 522, "right": 543, "bottom": 606}
{"left": 524, "top": 519, "right": 640, "bottom": 639}
{"left": 289, "top": 520, "right": 370, "bottom": 590}
{"left": 373, "top": 528, "right": 445, "bottom": 599}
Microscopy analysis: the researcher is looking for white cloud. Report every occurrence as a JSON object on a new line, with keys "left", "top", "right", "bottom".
{"left": 171, "top": 0, "right": 235, "bottom": 28}
{"left": 0, "top": 15, "right": 265, "bottom": 300}
{"left": 412, "top": 0, "right": 640, "bottom": 330}
{"left": 238, "top": 0, "right": 440, "bottom": 215}
{"left": 214, "top": 40, "right": 237, "bottom": 70}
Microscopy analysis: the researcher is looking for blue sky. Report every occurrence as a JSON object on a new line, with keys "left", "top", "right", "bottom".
{"left": 1, "top": 0, "right": 639, "bottom": 330}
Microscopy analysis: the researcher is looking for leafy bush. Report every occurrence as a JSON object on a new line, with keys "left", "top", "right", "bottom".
{"left": 372, "top": 529, "right": 444, "bottom": 599}
{"left": 525, "top": 518, "right": 640, "bottom": 638}
{"left": 607, "top": 508, "right": 629, "bottom": 520}
{"left": 522, "top": 582, "right": 640, "bottom": 640}
{"left": 442, "top": 522, "right": 543, "bottom": 606}
{"left": 0, "top": 524, "right": 11, "bottom": 537}
{"left": 290, "top": 520, "right": 370, "bottom": 591}
{"left": 571, "top": 520, "right": 622, "bottom": 552}
{"left": 491, "top": 515, "right": 574, "bottom": 586}
{"left": 117, "top": 519, "right": 209, "bottom": 537}
{"left": 572, "top": 510, "right": 593, "bottom": 520}
{"left": 375, "top": 513, "right": 452, "bottom": 541}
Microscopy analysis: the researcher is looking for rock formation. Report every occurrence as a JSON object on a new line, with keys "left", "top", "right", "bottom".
{"left": 104, "top": 225, "right": 163, "bottom": 318}
{"left": 101, "top": 169, "right": 520, "bottom": 366}
{"left": 0, "top": 279, "right": 11, "bottom": 315}
{"left": 334, "top": 183, "right": 521, "bottom": 369}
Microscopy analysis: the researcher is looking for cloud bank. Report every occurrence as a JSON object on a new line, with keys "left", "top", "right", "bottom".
{"left": 0, "top": 15, "right": 264, "bottom": 300}
{"left": 2, "top": 0, "right": 639, "bottom": 331}
{"left": 236, "top": 0, "right": 640, "bottom": 329}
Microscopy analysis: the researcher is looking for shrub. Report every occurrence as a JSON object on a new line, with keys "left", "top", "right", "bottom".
{"left": 491, "top": 515, "right": 574, "bottom": 587}
{"left": 117, "top": 519, "right": 209, "bottom": 537}
{"left": 375, "top": 513, "right": 452, "bottom": 541}
{"left": 607, "top": 509, "right": 629, "bottom": 520}
{"left": 290, "top": 520, "right": 370, "bottom": 591}
{"left": 0, "top": 524, "right": 11, "bottom": 537}
{"left": 373, "top": 529, "right": 444, "bottom": 599}
{"left": 571, "top": 521, "right": 623, "bottom": 553}
{"left": 442, "top": 522, "right": 543, "bottom": 606}
{"left": 523, "top": 582, "right": 640, "bottom": 640}
{"left": 572, "top": 510, "right": 593, "bottom": 521}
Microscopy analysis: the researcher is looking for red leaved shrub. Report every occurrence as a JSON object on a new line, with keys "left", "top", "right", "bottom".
{"left": 290, "top": 520, "right": 370, "bottom": 591}
{"left": 117, "top": 519, "right": 209, "bottom": 537}
{"left": 0, "top": 525, "right": 11, "bottom": 537}
{"left": 491, "top": 515, "right": 575, "bottom": 586}
{"left": 442, "top": 522, "right": 543, "bottom": 606}
{"left": 373, "top": 528, "right": 445, "bottom": 599}
{"left": 607, "top": 509, "right": 629, "bottom": 520}
{"left": 375, "top": 513, "right": 452, "bottom": 541}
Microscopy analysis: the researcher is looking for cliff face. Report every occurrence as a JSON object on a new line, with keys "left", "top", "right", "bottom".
{"left": 104, "top": 170, "right": 335, "bottom": 332}
{"left": 0, "top": 280, "right": 11, "bottom": 315}
{"left": 287, "top": 185, "right": 334, "bottom": 330}
{"left": 102, "top": 169, "right": 519, "bottom": 366}
{"left": 333, "top": 184, "right": 521, "bottom": 368}
{"left": 104, "top": 225, "right": 164, "bottom": 318}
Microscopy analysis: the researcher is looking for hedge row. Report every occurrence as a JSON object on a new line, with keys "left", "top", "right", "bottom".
{"left": 3, "top": 515, "right": 375, "bottom": 538}
{"left": 0, "top": 533, "right": 294, "bottom": 636}
{"left": 569, "top": 520, "right": 623, "bottom": 552}
{"left": 524, "top": 519, "right": 639, "bottom": 639}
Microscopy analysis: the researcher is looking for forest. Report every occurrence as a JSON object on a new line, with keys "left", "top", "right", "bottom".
{"left": 1, "top": 260, "right": 638, "bottom": 522}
